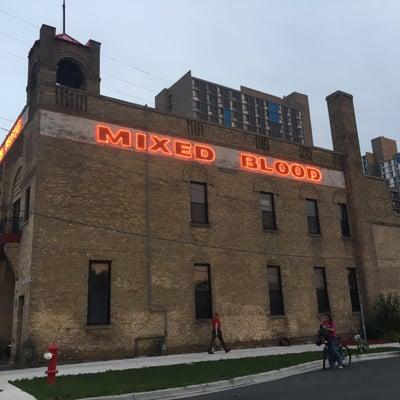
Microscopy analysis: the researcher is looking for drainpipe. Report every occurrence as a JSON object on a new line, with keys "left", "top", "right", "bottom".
{"left": 141, "top": 105, "right": 168, "bottom": 349}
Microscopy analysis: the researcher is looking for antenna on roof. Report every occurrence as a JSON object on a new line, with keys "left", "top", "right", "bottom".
{"left": 62, "top": 0, "right": 66, "bottom": 34}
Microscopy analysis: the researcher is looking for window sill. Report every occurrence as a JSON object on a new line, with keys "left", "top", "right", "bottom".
{"left": 269, "top": 315, "right": 286, "bottom": 320}
{"left": 341, "top": 235, "right": 352, "bottom": 240}
{"left": 308, "top": 233, "right": 321, "bottom": 237}
{"left": 190, "top": 222, "right": 211, "bottom": 228}
{"left": 263, "top": 229, "right": 278, "bottom": 233}
{"left": 194, "top": 319, "right": 212, "bottom": 324}
{"left": 85, "top": 324, "right": 112, "bottom": 330}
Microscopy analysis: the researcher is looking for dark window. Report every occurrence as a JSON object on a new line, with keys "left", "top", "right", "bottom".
{"left": 198, "top": 81, "right": 206, "bottom": 92}
{"left": 347, "top": 268, "right": 361, "bottom": 312}
{"left": 267, "top": 266, "right": 284, "bottom": 316}
{"left": 190, "top": 182, "right": 208, "bottom": 224}
{"left": 220, "top": 87, "right": 229, "bottom": 98}
{"left": 192, "top": 79, "right": 200, "bottom": 90}
{"left": 24, "top": 187, "right": 30, "bottom": 222}
{"left": 199, "top": 102, "right": 207, "bottom": 114}
{"left": 168, "top": 94, "right": 173, "bottom": 111}
{"left": 87, "top": 261, "right": 111, "bottom": 325}
{"left": 391, "top": 191, "right": 400, "bottom": 214}
{"left": 314, "top": 267, "right": 330, "bottom": 313}
{"left": 339, "top": 203, "right": 350, "bottom": 237}
{"left": 12, "top": 199, "right": 21, "bottom": 233}
{"left": 56, "top": 59, "right": 84, "bottom": 89}
{"left": 261, "top": 192, "right": 277, "bottom": 230}
{"left": 306, "top": 199, "right": 321, "bottom": 234}
{"left": 194, "top": 264, "right": 212, "bottom": 319}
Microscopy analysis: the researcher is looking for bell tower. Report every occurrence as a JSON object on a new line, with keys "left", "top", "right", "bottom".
{"left": 26, "top": 24, "right": 101, "bottom": 110}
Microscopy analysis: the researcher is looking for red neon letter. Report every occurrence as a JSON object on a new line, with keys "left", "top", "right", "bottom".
{"left": 194, "top": 144, "right": 216, "bottom": 162}
{"left": 274, "top": 160, "right": 290, "bottom": 176}
{"left": 148, "top": 135, "right": 172, "bottom": 155}
{"left": 136, "top": 132, "right": 147, "bottom": 151}
{"left": 240, "top": 153, "right": 258, "bottom": 170}
{"left": 291, "top": 163, "right": 306, "bottom": 179}
{"left": 259, "top": 158, "right": 274, "bottom": 173}
{"left": 307, "top": 167, "right": 322, "bottom": 182}
{"left": 97, "top": 125, "right": 131, "bottom": 147}
{"left": 175, "top": 140, "right": 193, "bottom": 159}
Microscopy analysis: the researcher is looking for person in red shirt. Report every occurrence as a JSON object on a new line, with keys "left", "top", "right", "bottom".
{"left": 208, "top": 312, "right": 231, "bottom": 354}
{"left": 322, "top": 312, "right": 343, "bottom": 368}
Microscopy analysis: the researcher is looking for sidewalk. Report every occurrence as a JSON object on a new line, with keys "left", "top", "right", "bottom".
{"left": 1, "top": 342, "right": 399, "bottom": 400}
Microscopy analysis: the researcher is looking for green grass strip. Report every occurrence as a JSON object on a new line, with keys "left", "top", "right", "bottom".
{"left": 11, "top": 348, "right": 399, "bottom": 400}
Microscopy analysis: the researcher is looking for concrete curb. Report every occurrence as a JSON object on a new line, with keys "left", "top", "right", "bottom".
{"left": 80, "top": 351, "right": 399, "bottom": 400}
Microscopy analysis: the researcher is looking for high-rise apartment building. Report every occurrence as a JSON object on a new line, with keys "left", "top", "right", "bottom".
{"left": 362, "top": 136, "right": 400, "bottom": 213}
{"left": 371, "top": 136, "right": 398, "bottom": 164}
{"left": 156, "top": 71, "right": 313, "bottom": 146}
{"left": 362, "top": 136, "right": 400, "bottom": 189}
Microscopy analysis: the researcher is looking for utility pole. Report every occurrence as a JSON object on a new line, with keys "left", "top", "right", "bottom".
{"left": 62, "top": 0, "right": 66, "bottom": 34}
{"left": 357, "top": 271, "right": 368, "bottom": 348}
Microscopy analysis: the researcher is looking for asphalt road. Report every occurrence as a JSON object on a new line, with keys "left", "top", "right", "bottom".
{"left": 185, "top": 358, "right": 400, "bottom": 400}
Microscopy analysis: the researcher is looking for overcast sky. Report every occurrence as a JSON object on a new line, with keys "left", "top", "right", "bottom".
{"left": 0, "top": 0, "right": 399, "bottom": 153}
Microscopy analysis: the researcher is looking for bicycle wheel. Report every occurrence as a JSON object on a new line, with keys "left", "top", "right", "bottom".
{"left": 340, "top": 345, "right": 351, "bottom": 367}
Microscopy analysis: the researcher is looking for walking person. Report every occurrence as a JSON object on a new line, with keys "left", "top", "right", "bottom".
{"left": 208, "top": 312, "right": 231, "bottom": 354}
{"left": 322, "top": 312, "right": 343, "bottom": 368}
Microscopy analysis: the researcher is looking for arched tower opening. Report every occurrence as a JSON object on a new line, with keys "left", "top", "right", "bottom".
{"left": 56, "top": 58, "right": 85, "bottom": 89}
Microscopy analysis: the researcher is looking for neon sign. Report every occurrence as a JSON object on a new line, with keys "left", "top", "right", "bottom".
{"left": 0, "top": 117, "right": 24, "bottom": 163}
{"left": 96, "top": 125, "right": 215, "bottom": 163}
{"left": 95, "top": 124, "right": 324, "bottom": 185}
{"left": 240, "top": 153, "right": 322, "bottom": 183}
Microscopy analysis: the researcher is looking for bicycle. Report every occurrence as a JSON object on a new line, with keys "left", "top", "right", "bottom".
{"left": 352, "top": 327, "right": 369, "bottom": 354}
{"left": 316, "top": 328, "right": 351, "bottom": 370}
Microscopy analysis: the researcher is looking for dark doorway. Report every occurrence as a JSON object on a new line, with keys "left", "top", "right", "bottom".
{"left": 0, "top": 261, "right": 15, "bottom": 365}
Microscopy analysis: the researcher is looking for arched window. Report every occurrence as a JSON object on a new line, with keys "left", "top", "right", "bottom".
{"left": 56, "top": 59, "right": 84, "bottom": 89}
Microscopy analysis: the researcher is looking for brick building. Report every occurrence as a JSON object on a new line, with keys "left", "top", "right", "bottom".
{"left": 0, "top": 25, "right": 399, "bottom": 365}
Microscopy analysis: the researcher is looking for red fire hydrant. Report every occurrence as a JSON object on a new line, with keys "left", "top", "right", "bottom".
{"left": 44, "top": 343, "right": 59, "bottom": 384}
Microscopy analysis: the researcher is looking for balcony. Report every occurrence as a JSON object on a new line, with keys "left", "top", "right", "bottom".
{"left": 0, "top": 217, "right": 23, "bottom": 245}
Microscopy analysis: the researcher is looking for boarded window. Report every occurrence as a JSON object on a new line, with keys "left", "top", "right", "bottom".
{"left": 339, "top": 203, "right": 350, "bottom": 237}
{"left": 348, "top": 268, "right": 361, "bottom": 312}
{"left": 314, "top": 267, "right": 330, "bottom": 313}
{"left": 87, "top": 261, "right": 111, "bottom": 325}
{"left": 267, "top": 266, "right": 284, "bottom": 316}
{"left": 194, "top": 264, "right": 212, "bottom": 319}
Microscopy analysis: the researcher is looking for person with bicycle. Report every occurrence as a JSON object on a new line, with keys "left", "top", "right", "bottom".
{"left": 321, "top": 312, "right": 343, "bottom": 368}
